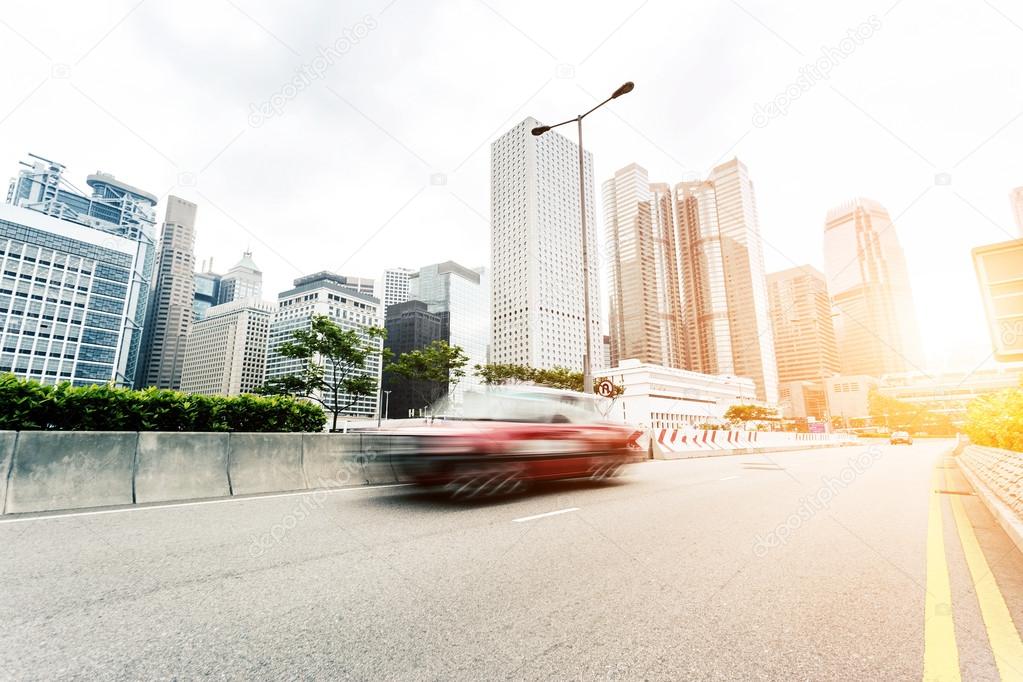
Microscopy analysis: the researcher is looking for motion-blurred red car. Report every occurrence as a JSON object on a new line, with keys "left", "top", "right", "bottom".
{"left": 388, "top": 387, "right": 646, "bottom": 499}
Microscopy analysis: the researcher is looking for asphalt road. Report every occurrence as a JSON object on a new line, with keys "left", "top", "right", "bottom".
{"left": 4, "top": 440, "right": 1023, "bottom": 680}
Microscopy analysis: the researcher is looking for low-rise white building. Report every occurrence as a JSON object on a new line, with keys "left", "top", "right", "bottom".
{"left": 180, "top": 297, "right": 274, "bottom": 396}
{"left": 603, "top": 359, "right": 757, "bottom": 429}
{"left": 824, "top": 374, "right": 879, "bottom": 426}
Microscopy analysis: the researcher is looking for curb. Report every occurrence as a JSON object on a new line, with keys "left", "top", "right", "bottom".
{"left": 957, "top": 453, "right": 1023, "bottom": 558}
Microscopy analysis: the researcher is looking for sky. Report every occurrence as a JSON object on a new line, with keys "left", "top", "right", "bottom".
{"left": 1, "top": 0, "right": 1021, "bottom": 375}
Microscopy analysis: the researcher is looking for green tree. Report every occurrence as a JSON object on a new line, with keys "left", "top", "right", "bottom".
{"left": 473, "top": 363, "right": 624, "bottom": 396}
{"left": 384, "top": 340, "right": 469, "bottom": 414}
{"left": 724, "top": 404, "right": 777, "bottom": 425}
{"left": 258, "top": 315, "right": 386, "bottom": 431}
{"left": 965, "top": 388, "right": 1023, "bottom": 451}
{"left": 474, "top": 363, "right": 536, "bottom": 385}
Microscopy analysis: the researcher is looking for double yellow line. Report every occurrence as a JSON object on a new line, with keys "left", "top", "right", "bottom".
{"left": 924, "top": 460, "right": 1023, "bottom": 680}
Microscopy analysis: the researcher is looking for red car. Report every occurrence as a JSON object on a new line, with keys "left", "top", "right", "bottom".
{"left": 388, "top": 387, "right": 646, "bottom": 499}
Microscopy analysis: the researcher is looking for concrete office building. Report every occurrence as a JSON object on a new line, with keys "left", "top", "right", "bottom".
{"left": 490, "top": 117, "right": 601, "bottom": 371}
{"left": 2, "top": 154, "right": 157, "bottom": 386}
{"left": 138, "top": 197, "right": 198, "bottom": 389}
{"left": 179, "top": 297, "right": 273, "bottom": 396}
{"left": 603, "top": 164, "right": 684, "bottom": 369}
{"left": 823, "top": 198, "right": 922, "bottom": 377}
{"left": 675, "top": 159, "right": 779, "bottom": 403}
{"left": 409, "top": 261, "right": 489, "bottom": 402}
{"left": 265, "top": 272, "right": 383, "bottom": 420}
{"left": 382, "top": 300, "right": 445, "bottom": 418}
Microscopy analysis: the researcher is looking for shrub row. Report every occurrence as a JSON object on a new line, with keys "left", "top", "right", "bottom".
{"left": 965, "top": 388, "right": 1023, "bottom": 452}
{"left": 0, "top": 374, "right": 326, "bottom": 432}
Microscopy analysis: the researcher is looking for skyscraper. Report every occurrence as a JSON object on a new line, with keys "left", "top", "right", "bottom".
{"left": 2, "top": 154, "right": 157, "bottom": 386}
{"left": 409, "top": 260, "right": 490, "bottom": 402}
{"left": 675, "top": 159, "right": 779, "bottom": 403}
{"left": 767, "top": 265, "right": 840, "bottom": 420}
{"left": 179, "top": 297, "right": 273, "bottom": 396}
{"left": 138, "top": 197, "right": 197, "bottom": 389}
{"left": 603, "top": 164, "right": 684, "bottom": 368}
{"left": 379, "top": 267, "right": 414, "bottom": 313}
{"left": 265, "top": 272, "right": 383, "bottom": 420}
{"left": 490, "top": 117, "right": 601, "bottom": 371}
{"left": 823, "top": 197, "right": 922, "bottom": 377}
{"left": 767, "top": 265, "right": 840, "bottom": 384}
{"left": 217, "top": 250, "right": 262, "bottom": 305}
{"left": 1011, "top": 187, "right": 1023, "bottom": 236}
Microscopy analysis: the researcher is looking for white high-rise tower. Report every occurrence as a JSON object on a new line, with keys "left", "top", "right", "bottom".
{"left": 490, "top": 117, "right": 601, "bottom": 371}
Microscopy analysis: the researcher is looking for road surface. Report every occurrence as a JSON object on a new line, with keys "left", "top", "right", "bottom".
{"left": 4, "top": 440, "right": 1023, "bottom": 680}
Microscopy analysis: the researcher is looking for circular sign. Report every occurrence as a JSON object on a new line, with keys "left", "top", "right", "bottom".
{"left": 597, "top": 380, "right": 615, "bottom": 398}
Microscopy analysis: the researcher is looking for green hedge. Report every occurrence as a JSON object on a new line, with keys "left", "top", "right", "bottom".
{"left": 0, "top": 374, "right": 326, "bottom": 432}
{"left": 965, "top": 388, "right": 1023, "bottom": 452}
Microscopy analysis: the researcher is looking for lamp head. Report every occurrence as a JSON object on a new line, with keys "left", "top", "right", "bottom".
{"left": 531, "top": 125, "right": 551, "bottom": 136}
{"left": 611, "top": 81, "right": 635, "bottom": 98}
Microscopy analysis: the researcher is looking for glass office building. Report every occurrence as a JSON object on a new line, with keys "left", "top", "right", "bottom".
{"left": 409, "top": 261, "right": 490, "bottom": 403}
{"left": 1, "top": 155, "right": 157, "bottom": 386}
{"left": 1, "top": 156, "right": 157, "bottom": 386}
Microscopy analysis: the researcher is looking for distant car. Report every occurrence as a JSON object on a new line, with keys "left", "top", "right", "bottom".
{"left": 388, "top": 387, "right": 646, "bottom": 499}
{"left": 890, "top": 431, "right": 913, "bottom": 445}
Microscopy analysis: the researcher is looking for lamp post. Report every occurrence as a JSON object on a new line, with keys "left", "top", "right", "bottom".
{"left": 532, "top": 81, "right": 634, "bottom": 394}
{"left": 383, "top": 390, "right": 391, "bottom": 421}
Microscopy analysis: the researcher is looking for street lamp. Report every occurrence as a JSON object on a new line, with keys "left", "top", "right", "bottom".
{"left": 532, "top": 81, "right": 635, "bottom": 394}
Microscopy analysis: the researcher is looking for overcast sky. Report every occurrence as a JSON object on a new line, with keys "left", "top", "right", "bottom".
{"left": 1, "top": 0, "right": 1020, "bottom": 373}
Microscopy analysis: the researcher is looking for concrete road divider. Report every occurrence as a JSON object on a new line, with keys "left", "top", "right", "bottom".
{"left": 229, "top": 433, "right": 307, "bottom": 495}
{"left": 385, "top": 435, "right": 420, "bottom": 484}
{"left": 0, "top": 431, "right": 16, "bottom": 514}
{"left": 359, "top": 434, "right": 400, "bottom": 485}
{"left": 302, "top": 433, "right": 365, "bottom": 487}
{"left": 135, "top": 432, "right": 231, "bottom": 504}
{"left": 5, "top": 431, "right": 137, "bottom": 514}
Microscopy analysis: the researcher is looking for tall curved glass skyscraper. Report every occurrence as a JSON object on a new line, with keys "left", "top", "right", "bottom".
{"left": 823, "top": 197, "right": 923, "bottom": 377}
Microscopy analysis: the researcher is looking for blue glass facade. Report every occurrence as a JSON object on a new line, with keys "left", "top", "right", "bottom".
{"left": 2, "top": 156, "right": 157, "bottom": 386}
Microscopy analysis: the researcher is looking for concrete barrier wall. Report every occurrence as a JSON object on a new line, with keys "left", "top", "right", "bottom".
{"left": 3, "top": 431, "right": 361, "bottom": 516}
{"left": 0, "top": 428, "right": 860, "bottom": 515}
{"left": 5, "top": 431, "right": 137, "bottom": 514}
{"left": 0, "top": 431, "right": 17, "bottom": 514}
{"left": 651, "top": 428, "right": 855, "bottom": 459}
{"left": 228, "top": 433, "right": 307, "bottom": 496}
{"left": 135, "top": 432, "right": 231, "bottom": 504}
{"left": 302, "top": 433, "right": 365, "bottom": 488}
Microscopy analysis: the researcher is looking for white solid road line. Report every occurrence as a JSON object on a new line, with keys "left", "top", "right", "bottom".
{"left": 512, "top": 507, "right": 580, "bottom": 523}
{"left": 719, "top": 475, "right": 740, "bottom": 481}
{"left": 0, "top": 483, "right": 411, "bottom": 524}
